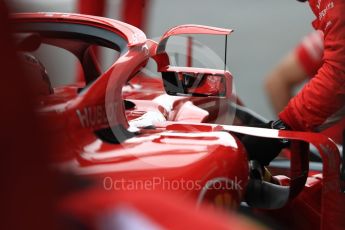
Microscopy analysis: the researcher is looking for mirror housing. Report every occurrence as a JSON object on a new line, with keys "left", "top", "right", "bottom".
{"left": 161, "top": 66, "right": 232, "bottom": 98}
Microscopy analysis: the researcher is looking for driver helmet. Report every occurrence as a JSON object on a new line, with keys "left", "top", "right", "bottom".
{"left": 20, "top": 53, "right": 53, "bottom": 96}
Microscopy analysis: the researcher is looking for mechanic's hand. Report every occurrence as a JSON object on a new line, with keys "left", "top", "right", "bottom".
{"left": 242, "top": 120, "right": 290, "bottom": 166}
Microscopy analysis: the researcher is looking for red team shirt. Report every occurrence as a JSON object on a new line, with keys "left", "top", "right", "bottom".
{"left": 295, "top": 30, "right": 344, "bottom": 143}
{"left": 296, "top": 30, "right": 324, "bottom": 77}
{"left": 279, "top": 0, "right": 345, "bottom": 140}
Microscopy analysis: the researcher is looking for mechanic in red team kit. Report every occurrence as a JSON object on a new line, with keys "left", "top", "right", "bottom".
{"left": 265, "top": 29, "right": 345, "bottom": 144}
{"left": 265, "top": 30, "right": 324, "bottom": 115}
{"left": 244, "top": 0, "right": 345, "bottom": 166}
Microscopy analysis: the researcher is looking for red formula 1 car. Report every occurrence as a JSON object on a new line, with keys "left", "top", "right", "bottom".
{"left": 12, "top": 12, "right": 345, "bottom": 229}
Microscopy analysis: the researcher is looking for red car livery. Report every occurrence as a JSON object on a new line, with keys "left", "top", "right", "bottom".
{"left": 12, "top": 12, "right": 345, "bottom": 230}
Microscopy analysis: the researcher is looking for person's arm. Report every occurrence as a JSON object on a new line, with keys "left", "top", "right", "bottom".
{"left": 265, "top": 51, "right": 308, "bottom": 115}
{"left": 265, "top": 30, "right": 324, "bottom": 115}
{"left": 244, "top": 1, "right": 345, "bottom": 166}
{"left": 279, "top": 0, "right": 345, "bottom": 131}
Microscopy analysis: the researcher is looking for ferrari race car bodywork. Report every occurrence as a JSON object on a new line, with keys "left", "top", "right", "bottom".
{"left": 12, "top": 12, "right": 345, "bottom": 229}
{"left": 13, "top": 12, "right": 246, "bottom": 209}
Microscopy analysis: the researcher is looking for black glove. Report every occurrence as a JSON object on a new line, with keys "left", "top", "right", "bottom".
{"left": 242, "top": 120, "right": 290, "bottom": 166}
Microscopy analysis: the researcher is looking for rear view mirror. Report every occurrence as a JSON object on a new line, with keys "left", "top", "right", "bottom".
{"left": 162, "top": 67, "right": 232, "bottom": 98}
